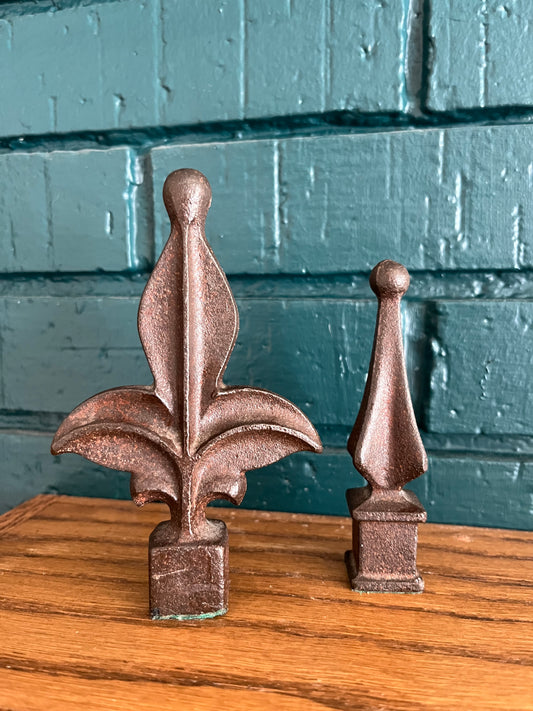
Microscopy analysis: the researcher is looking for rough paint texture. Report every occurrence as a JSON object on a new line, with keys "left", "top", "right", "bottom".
{"left": 0, "top": 0, "right": 532, "bottom": 530}
{"left": 0, "top": 148, "right": 148, "bottom": 272}
{"left": 427, "top": 0, "right": 533, "bottom": 111}
{"left": 152, "top": 126, "right": 533, "bottom": 273}
{"left": 0, "top": 0, "right": 405, "bottom": 137}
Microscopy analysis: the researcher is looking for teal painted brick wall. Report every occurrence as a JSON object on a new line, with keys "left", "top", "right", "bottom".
{"left": 151, "top": 126, "right": 533, "bottom": 273}
{"left": 427, "top": 1, "right": 533, "bottom": 111}
{"left": 0, "top": 0, "right": 532, "bottom": 530}
{"left": 0, "top": 0, "right": 407, "bottom": 136}
{"left": 0, "top": 147, "right": 149, "bottom": 271}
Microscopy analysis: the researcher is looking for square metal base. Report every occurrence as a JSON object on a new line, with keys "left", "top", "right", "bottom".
{"left": 345, "top": 550, "right": 424, "bottom": 593}
{"left": 345, "top": 486, "right": 426, "bottom": 594}
{"left": 149, "top": 520, "right": 229, "bottom": 619}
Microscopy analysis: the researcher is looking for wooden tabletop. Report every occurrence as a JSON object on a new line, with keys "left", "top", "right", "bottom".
{"left": 0, "top": 495, "right": 531, "bottom": 711}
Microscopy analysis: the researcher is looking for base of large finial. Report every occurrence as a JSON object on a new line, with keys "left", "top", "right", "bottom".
{"left": 345, "top": 486, "right": 426, "bottom": 593}
{"left": 149, "top": 520, "right": 228, "bottom": 619}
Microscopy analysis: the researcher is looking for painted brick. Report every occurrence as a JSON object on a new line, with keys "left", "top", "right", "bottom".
{"left": 0, "top": 295, "right": 376, "bottom": 427}
{"left": 12, "top": 292, "right": 533, "bottom": 439}
{"left": 242, "top": 451, "right": 419, "bottom": 518}
{"left": 427, "top": 0, "right": 533, "bottom": 111}
{"left": 326, "top": 0, "right": 406, "bottom": 113}
{"left": 151, "top": 124, "right": 533, "bottom": 273}
{"left": 244, "top": 0, "right": 405, "bottom": 117}
{"left": 0, "top": 147, "right": 147, "bottom": 272}
{"left": 248, "top": 453, "right": 533, "bottom": 530}
{"left": 150, "top": 139, "right": 277, "bottom": 271}
{"left": 228, "top": 299, "right": 376, "bottom": 428}
{"left": 427, "top": 302, "right": 533, "bottom": 435}
{"left": 244, "top": 1, "right": 326, "bottom": 118}
{"left": 1, "top": 431, "right": 531, "bottom": 530}
{"left": 0, "top": 431, "right": 129, "bottom": 514}
{"left": 1, "top": 296, "right": 151, "bottom": 412}
{"left": 0, "top": 2, "right": 157, "bottom": 136}
{"left": 158, "top": 0, "right": 243, "bottom": 125}
{"left": 1, "top": 0, "right": 532, "bottom": 535}
{"left": 0, "top": 0, "right": 405, "bottom": 138}
{"left": 426, "top": 457, "right": 533, "bottom": 529}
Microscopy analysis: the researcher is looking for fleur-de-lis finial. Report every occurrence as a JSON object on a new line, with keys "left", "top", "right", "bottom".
{"left": 345, "top": 260, "right": 428, "bottom": 593}
{"left": 52, "top": 169, "right": 322, "bottom": 619}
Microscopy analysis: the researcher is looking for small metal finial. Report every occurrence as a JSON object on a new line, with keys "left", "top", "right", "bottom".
{"left": 345, "top": 260, "right": 428, "bottom": 593}
{"left": 52, "top": 168, "right": 322, "bottom": 619}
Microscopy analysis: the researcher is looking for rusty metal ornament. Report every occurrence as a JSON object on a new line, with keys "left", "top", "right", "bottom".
{"left": 345, "top": 260, "right": 428, "bottom": 593}
{"left": 51, "top": 168, "right": 322, "bottom": 619}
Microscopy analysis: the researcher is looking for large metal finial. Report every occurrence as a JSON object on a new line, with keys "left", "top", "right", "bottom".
{"left": 345, "top": 260, "right": 428, "bottom": 593}
{"left": 52, "top": 168, "right": 322, "bottom": 619}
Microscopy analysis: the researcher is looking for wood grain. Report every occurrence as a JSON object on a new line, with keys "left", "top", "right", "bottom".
{"left": 0, "top": 496, "right": 531, "bottom": 711}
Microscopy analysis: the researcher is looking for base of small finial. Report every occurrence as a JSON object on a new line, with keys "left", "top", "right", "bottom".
{"left": 345, "top": 486, "right": 426, "bottom": 594}
{"left": 345, "top": 550, "right": 424, "bottom": 593}
{"left": 149, "top": 519, "right": 229, "bottom": 619}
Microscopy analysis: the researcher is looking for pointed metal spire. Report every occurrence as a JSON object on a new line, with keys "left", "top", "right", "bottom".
{"left": 348, "top": 259, "right": 427, "bottom": 489}
{"left": 345, "top": 260, "right": 428, "bottom": 593}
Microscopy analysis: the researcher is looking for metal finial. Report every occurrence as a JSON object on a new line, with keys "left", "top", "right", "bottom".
{"left": 52, "top": 168, "right": 322, "bottom": 619}
{"left": 345, "top": 260, "right": 428, "bottom": 593}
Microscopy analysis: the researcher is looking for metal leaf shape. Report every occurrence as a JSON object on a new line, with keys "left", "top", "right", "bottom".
{"left": 52, "top": 386, "right": 176, "bottom": 451}
{"left": 53, "top": 423, "right": 181, "bottom": 516}
{"left": 191, "top": 425, "right": 317, "bottom": 525}
{"left": 201, "top": 387, "right": 319, "bottom": 446}
{"left": 138, "top": 170, "right": 238, "bottom": 455}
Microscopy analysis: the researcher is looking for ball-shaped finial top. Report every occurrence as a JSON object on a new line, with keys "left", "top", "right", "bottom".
{"left": 163, "top": 169, "right": 212, "bottom": 224}
{"left": 369, "top": 260, "right": 410, "bottom": 298}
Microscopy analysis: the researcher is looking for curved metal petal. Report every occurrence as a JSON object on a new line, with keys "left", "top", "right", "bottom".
{"left": 201, "top": 387, "right": 322, "bottom": 451}
{"left": 52, "top": 422, "right": 181, "bottom": 511}
{"left": 52, "top": 386, "right": 178, "bottom": 454}
{"left": 191, "top": 424, "right": 320, "bottom": 521}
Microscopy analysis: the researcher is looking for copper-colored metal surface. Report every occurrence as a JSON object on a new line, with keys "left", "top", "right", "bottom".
{"left": 345, "top": 260, "right": 428, "bottom": 593}
{"left": 51, "top": 168, "right": 322, "bottom": 619}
